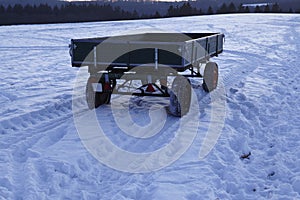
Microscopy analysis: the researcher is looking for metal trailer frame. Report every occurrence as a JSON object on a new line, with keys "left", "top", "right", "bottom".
{"left": 69, "top": 33, "right": 224, "bottom": 116}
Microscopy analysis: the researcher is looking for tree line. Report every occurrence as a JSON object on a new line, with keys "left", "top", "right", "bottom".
{"left": 0, "top": 2, "right": 298, "bottom": 25}
{"left": 167, "top": 2, "right": 292, "bottom": 16}
{"left": 0, "top": 3, "right": 143, "bottom": 25}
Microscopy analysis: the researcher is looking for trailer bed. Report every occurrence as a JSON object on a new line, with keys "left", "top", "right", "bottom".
{"left": 70, "top": 33, "right": 224, "bottom": 72}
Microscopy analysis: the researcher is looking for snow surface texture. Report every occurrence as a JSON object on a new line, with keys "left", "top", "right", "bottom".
{"left": 0, "top": 14, "right": 300, "bottom": 199}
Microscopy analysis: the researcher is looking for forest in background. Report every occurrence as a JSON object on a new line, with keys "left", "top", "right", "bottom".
{"left": 0, "top": 1, "right": 299, "bottom": 25}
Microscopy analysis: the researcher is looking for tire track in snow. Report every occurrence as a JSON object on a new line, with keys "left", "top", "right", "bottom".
{"left": 9, "top": 121, "right": 71, "bottom": 199}
{"left": 213, "top": 17, "right": 300, "bottom": 198}
{"left": 110, "top": 48, "right": 264, "bottom": 155}
{"left": 77, "top": 49, "right": 263, "bottom": 197}
{"left": 144, "top": 29, "right": 281, "bottom": 192}
{"left": 0, "top": 95, "right": 73, "bottom": 151}
{"left": 0, "top": 94, "right": 74, "bottom": 197}
{"left": 219, "top": 50, "right": 263, "bottom": 90}
{"left": 0, "top": 95, "right": 72, "bottom": 135}
{"left": 85, "top": 49, "right": 261, "bottom": 149}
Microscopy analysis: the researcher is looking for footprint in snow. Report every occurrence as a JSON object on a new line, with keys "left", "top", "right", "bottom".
{"left": 237, "top": 81, "right": 245, "bottom": 88}
{"left": 229, "top": 88, "right": 238, "bottom": 94}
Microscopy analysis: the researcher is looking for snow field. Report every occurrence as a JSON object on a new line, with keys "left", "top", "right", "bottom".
{"left": 0, "top": 14, "right": 300, "bottom": 199}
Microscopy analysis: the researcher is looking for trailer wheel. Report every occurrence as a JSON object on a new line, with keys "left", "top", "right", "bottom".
{"left": 86, "top": 77, "right": 111, "bottom": 109}
{"left": 168, "top": 76, "right": 191, "bottom": 117}
{"left": 202, "top": 62, "right": 218, "bottom": 92}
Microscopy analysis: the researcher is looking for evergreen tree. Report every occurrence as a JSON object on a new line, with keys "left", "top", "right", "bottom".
{"left": 13, "top": 4, "right": 23, "bottom": 15}
{"left": 141, "top": 13, "right": 149, "bottom": 19}
{"left": 180, "top": 2, "right": 193, "bottom": 16}
{"left": 244, "top": 6, "right": 250, "bottom": 13}
{"left": 207, "top": 6, "right": 213, "bottom": 15}
{"left": 264, "top": 5, "right": 270, "bottom": 13}
{"left": 237, "top": 4, "right": 245, "bottom": 13}
{"left": 271, "top": 3, "right": 280, "bottom": 13}
{"left": 24, "top": 4, "right": 34, "bottom": 14}
{"left": 193, "top": 7, "right": 200, "bottom": 15}
{"left": 254, "top": 5, "right": 261, "bottom": 13}
{"left": 217, "top": 3, "right": 228, "bottom": 14}
{"left": 153, "top": 11, "right": 161, "bottom": 18}
{"left": 228, "top": 2, "right": 236, "bottom": 13}
{"left": 53, "top": 5, "right": 59, "bottom": 15}
{"left": 167, "top": 5, "right": 175, "bottom": 17}
{"left": 132, "top": 10, "right": 139, "bottom": 18}
{"left": 38, "top": 4, "right": 52, "bottom": 15}
{"left": 0, "top": 5, "right": 5, "bottom": 14}
{"left": 6, "top": 5, "right": 13, "bottom": 14}
{"left": 198, "top": 8, "right": 203, "bottom": 15}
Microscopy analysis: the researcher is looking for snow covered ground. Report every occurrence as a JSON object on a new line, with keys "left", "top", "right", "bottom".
{"left": 0, "top": 14, "right": 300, "bottom": 199}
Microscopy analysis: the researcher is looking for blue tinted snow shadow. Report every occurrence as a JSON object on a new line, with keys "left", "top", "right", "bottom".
{"left": 96, "top": 96, "right": 180, "bottom": 153}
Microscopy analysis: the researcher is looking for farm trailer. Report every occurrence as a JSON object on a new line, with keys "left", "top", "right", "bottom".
{"left": 69, "top": 33, "right": 225, "bottom": 116}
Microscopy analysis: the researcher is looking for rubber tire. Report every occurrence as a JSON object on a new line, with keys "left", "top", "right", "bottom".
{"left": 202, "top": 62, "right": 218, "bottom": 92}
{"left": 86, "top": 77, "right": 111, "bottom": 109}
{"left": 168, "top": 76, "right": 191, "bottom": 117}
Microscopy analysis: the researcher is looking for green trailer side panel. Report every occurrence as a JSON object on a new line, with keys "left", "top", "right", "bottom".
{"left": 70, "top": 33, "right": 224, "bottom": 69}
{"left": 73, "top": 41, "right": 99, "bottom": 64}
{"left": 73, "top": 41, "right": 183, "bottom": 66}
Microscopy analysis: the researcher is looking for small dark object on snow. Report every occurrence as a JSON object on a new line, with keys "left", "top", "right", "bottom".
{"left": 267, "top": 171, "right": 275, "bottom": 178}
{"left": 240, "top": 152, "right": 251, "bottom": 160}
